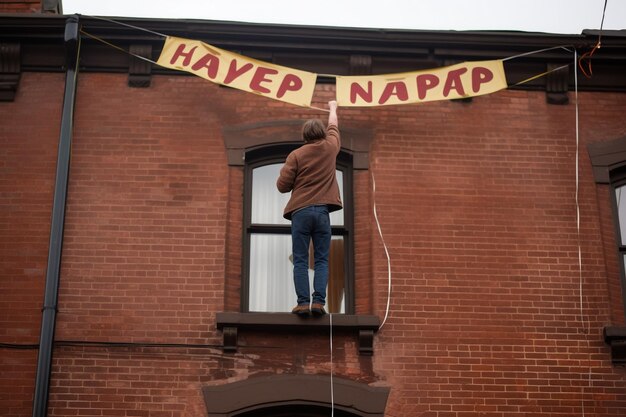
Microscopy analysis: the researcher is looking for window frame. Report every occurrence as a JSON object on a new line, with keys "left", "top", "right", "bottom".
{"left": 610, "top": 167, "right": 626, "bottom": 307}
{"left": 241, "top": 143, "right": 355, "bottom": 314}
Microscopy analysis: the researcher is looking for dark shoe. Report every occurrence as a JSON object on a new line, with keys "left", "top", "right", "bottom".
{"left": 311, "top": 303, "right": 326, "bottom": 316}
{"left": 292, "top": 305, "right": 310, "bottom": 316}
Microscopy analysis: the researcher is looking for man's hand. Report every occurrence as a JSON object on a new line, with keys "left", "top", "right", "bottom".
{"left": 328, "top": 100, "right": 338, "bottom": 126}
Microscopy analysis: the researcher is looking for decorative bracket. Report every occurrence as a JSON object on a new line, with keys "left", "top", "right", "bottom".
{"left": 604, "top": 326, "right": 626, "bottom": 365}
{"left": 128, "top": 44, "right": 152, "bottom": 88}
{"left": 42, "top": 0, "right": 62, "bottom": 14}
{"left": 0, "top": 43, "right": 21, "bottom": 102}
{"left": 546, "top": 62, "right": 569, "bottom": 105}
{"left": 359, "top": 329, "right": 374, "bottom": 355}
{"left": 222, "top": 326, "right": 238, "bottom": 353}
{"left": 350, "top": 54, "right": 372, "bottom": 75}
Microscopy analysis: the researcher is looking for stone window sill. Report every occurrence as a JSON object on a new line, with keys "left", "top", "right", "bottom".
{"left": 216, "top": 312, "right": 380, "bottom": 355}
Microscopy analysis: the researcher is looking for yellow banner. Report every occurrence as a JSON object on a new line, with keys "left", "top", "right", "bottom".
{"left": 336, "top": 60, "right": 507, "bottom": 107}
{"left": 157, "top": 36, "right": 317, "bottom": 108}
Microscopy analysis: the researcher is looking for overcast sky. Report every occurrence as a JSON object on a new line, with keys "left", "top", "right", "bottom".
{"left": 62, "top": 0, "right": 625, "bottom": 35}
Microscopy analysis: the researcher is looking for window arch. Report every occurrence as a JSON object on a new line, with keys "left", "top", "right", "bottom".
{"left": 202, "top": 375, "right": 389, "bottom": 417}
{"left": 241, "top": 143, "right": 354, "bottom": 313}
{"left": 234, "top": 404, "right": 360, "bottom": 417}
{"left": 610, "top": 166, "right": 626, "bottom": 304}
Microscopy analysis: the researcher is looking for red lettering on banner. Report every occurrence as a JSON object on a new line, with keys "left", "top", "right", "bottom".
{"left": 379, "top": 82, "right": 409, "bottom": 105}
{"left": 191, "top": 53, "right": 220, "bottom": 79}
{"left": 250, "top": 67, "right": 279, "bottom": 94}
{"left": 471, "top": 67, "right": 494, "bottom": 93}
{"left": 169, "top": 44, "right": 198, "bottom": 67}
{"left": 415, "top": 74, "right": 440, "bottom": 100}
{"left": 442, "top": 68, "right": 468, "bottom": 97}
{"left": 276, "top": 74, "right": 303, "bottom": 98}
{"left": 350, "top": 81, "right": 373, "bottom": 104}
{"left": 224, "top": 59, "right": 254, "bottom": 84}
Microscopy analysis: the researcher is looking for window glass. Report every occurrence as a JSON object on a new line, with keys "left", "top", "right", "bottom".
{"left": 251, "top": 164, "right": 291, "bottom": 225}
{"left": 248, "top": 233, "right": 293, "bottom": 312}
{"left": 331, "top": 170, "right": 344, "bottom": 226}
{"left": 616, "top": 185, "right": 626, "bottom": 244}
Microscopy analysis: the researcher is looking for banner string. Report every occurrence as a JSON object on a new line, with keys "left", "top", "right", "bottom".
{"left": 310, "top": 106, "right": 331, "bottom": 113}
{"left": 509, "top": 63, "right": 570, "bottom": 87}
{"left": 501, "top": 45, "right": 574, "bottom": 62}
{"left": 82, "top": 13, "right": 574, "bottom": 70}
{"left": 80, "top": 15, "right": 580, "bottom": 106}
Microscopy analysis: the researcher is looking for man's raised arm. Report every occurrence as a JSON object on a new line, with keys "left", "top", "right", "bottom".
{"left": 328, "top": 100, "right": 338, "bottom": 127}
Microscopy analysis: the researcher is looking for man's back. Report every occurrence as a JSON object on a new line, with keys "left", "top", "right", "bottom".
{"left": 277, "top": 122, "right": 342, "bottom": 219}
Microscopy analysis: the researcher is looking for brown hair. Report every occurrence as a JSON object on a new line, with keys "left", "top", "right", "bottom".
{"left": 302, "top": 119, "right": 326, "bottom": 142}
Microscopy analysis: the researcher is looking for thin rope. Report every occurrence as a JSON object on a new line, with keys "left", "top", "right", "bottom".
{"left": 372, "top": 170, "right": 392, "bottom": 330}
{"left": 575, "top": 49, "right": 581, "bottom": 337}
{"left": 574, "top": 49, "right": 591, "bottom": 417}
{"left": 81, "top": 19, "right": 574, "bottom": 111}
{"left": 502, "top": 45, "right": 575, "bottom": 62}
{"left": 329, "top": 313, "right": 334, "bottom": 417}
{"left": 309, "top": 105, "right": 331, "bottom": 113}
{"left": 83, "top": 14, "right": 167, "bottom": 38}
{"left": 81, "top": 29, "right": 327, "bottom": 113}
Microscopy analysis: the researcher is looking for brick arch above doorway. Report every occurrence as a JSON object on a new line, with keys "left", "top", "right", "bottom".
{"left": 202, "top": 374, "right": 389, "bottom": 417}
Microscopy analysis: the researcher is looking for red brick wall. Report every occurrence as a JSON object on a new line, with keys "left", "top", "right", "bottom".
{"left": 3, "top": 69, "right": 626, "bottom": 417}
{"left": 368, "top": 90, "right": 626, "bottom": 416}
{"left": 0, "top": 0, "right": 42, "bottom": 13}
{"left": 0, "top": 73, "right": 64, "bottom": 417}
{"left": 56, "top": 74, "right": 230, "bottom": 345}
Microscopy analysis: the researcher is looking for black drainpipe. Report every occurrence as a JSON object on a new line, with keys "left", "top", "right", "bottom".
{"left": 32, "top": 15, "right": 80, "bottom": 417}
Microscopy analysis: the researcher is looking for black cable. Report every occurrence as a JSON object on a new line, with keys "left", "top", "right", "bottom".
{"left": 599, "top": 0, "right": 608, "bottom": 46}
{"left": 82, "top": 14, "right": 167, "bottom": 38}
{"left": 0, "top": 340, "right": 222, "bottom": 350}
{"left": 55, "top": 340, "right": 222, "bottom": 349}
{"left": 0, "top": 342, "right": 39, "bottom": 350}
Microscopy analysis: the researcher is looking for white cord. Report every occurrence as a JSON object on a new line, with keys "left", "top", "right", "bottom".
{"left": 575, "top": 49, "right": 582, "bottom": 329}
{"left": 372, "top": 170, "right": 392, "bottom": 330}
{"left": 573, "top": 49, "right": 591, "bottom": 417}
{"left": 329, "top": 313, "right": 334, "bottom": 417}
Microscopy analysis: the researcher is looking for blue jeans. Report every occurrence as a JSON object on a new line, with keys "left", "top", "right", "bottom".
{"left": 291, "top": 205, "right": 331, "bottom": 306}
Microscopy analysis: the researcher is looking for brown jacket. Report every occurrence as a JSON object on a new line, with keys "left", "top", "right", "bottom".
{"left": 276, "top": 123, "right": 343, "bottom": 220}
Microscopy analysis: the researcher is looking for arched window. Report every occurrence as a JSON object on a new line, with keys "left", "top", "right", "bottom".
{"left": 242, "top": 144, "right": 354, "bottom": 313}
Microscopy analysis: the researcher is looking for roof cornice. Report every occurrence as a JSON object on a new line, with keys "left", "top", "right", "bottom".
{"left": 1, "top": 14, "right": 625, "bottom": 93}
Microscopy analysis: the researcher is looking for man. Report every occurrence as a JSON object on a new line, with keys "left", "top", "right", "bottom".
{"left": 276, "top": 100, "right": 342, "bottom": 316}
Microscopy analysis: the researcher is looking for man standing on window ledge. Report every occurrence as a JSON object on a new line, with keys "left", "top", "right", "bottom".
{"left": 277, "top": 100, "right": 343, "bottom": 317}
